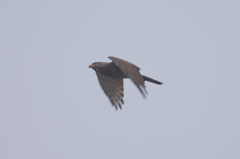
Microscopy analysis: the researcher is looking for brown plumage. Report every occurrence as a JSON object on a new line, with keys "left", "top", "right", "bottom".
{"left": 89, "top": 56, "right": 163, "bottom": 110}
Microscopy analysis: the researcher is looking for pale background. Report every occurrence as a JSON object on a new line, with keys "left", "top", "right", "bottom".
{"left": 1, "top": 1, "right": 240, "bottom": 159}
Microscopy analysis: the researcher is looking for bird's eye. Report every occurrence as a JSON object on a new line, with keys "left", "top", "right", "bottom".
{"left": 94, "top": 63, "right": 98, "bottom": 66}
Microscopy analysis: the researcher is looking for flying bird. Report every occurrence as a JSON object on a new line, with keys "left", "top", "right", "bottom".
{"left": 89, "top": 56, "right": 163, "bottom": 110}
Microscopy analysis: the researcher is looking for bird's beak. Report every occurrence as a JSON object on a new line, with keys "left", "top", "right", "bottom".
{"left": 89, "top": 64, "right": 94, "bottom": 68}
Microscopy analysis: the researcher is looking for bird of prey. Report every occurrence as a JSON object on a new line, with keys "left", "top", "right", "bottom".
{"left": 89, "top": 56, "right": 163, "bottom": 110}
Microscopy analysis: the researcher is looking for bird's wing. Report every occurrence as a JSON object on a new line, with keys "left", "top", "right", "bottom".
{"left": 96, "top": 72, "right": 124, "bottom": 110}
{"left": 108, "top": 56, "right": 147, "bottom": 98}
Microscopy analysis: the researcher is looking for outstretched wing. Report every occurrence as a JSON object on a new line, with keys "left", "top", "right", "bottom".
{"left": 96, "top": 72, "right": 124, "bottom": 110}
{"left": 108, "top": 56, "right": 147, "bottom": 98}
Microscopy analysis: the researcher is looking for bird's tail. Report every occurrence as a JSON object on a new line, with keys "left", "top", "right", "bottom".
{"left": 142, "top": 75, "right": 163, "bottom": 85}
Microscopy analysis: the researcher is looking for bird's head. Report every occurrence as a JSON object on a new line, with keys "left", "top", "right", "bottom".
{"left": 89, "top": 62, "right": 109, "bottom": 73}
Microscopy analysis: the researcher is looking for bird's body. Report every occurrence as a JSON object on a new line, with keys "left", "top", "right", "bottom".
{"left": 89, "top": 56, "right": 163, "bottom": 110}
{"left": 93, "top": 62, "right": 127, "bottom": 79}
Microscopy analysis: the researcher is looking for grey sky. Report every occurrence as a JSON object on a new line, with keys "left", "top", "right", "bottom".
{"left": 1, "top": 1, "right": 240, "bottom": 159}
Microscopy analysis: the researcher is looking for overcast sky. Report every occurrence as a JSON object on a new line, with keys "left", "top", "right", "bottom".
{"left": 1, "top": 1, "right": 240, "bottom": 159}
